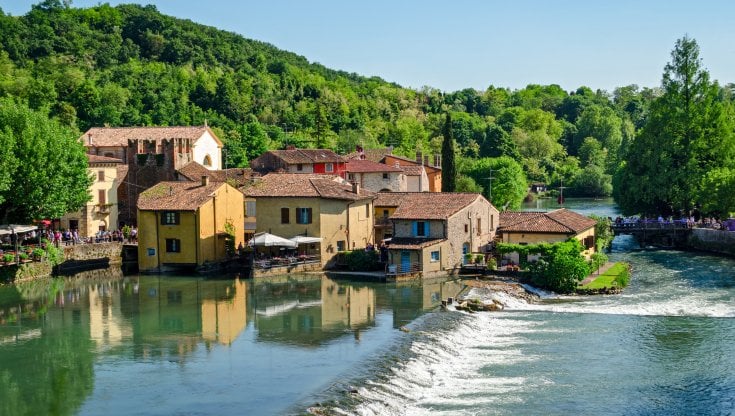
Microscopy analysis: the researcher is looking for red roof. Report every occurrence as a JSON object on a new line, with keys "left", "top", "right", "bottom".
{"left": 81, "top": 126, "right": 222, "bottom": 147}
{"left": 346, "top": 159, "right": 403, "bottom": 173}
{"left": 86, "top": 154, "right": 123, "bottom": 164}
{"left": 498, "top": 209, "right": 596, "bottom": 234}
{"left": 242, "top": 173, "right": 374, "bottom": 201}
{"left": 390, "top": 193, "right": 488, "bottom": 220}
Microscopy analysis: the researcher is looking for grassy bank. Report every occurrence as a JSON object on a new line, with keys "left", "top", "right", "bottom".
{"left": 578, "top": 262, "right": 631, "bottom": 294}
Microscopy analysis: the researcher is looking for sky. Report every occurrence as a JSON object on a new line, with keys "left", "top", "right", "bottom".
{"left": 2, "top": 0, "right": 734, "bottom": 93}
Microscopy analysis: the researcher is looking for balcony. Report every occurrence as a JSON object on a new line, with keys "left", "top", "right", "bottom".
{"left": 374, "top": 217, "right": 392, "bottom": 227}
{"left": 95, "top": 203, "right": 114, "bottom": 214}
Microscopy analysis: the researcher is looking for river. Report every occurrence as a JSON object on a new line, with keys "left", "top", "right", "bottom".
{"left": 1, "top": 199, "right": 734, "bottom": 415}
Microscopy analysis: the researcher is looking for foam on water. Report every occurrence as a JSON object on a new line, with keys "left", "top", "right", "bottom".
{"left": 329, "top": 312, "right": 548, "bottom": 416}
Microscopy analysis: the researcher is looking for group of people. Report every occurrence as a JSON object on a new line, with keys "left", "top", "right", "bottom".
{"left": 613, "top": 215, "right": 732, "bottom": 230}
{"left": 36, "top": 226, "right": 139, "bottom": 246}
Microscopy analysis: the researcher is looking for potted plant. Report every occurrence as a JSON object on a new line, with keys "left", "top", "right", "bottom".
{"left": 475, "top": 254, "right": 484, "bottom": 264}
{"left": 464, "top": 253, "right": 473, "bottom": 264}
{"left": 32, "top": 248, "right": 45, "bottom": 261}
{"left": 19, "top": 252, "right": 29, "bottom": 262}
{"left": 486, "top": 257, "right": 497, "bottom": 271}
{"left": 3, "top": 253, "right": 15, "bottom": 265}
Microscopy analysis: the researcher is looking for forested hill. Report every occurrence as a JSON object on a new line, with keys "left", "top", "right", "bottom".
{"left": 0, "top": 0, "right": 690, "bottom": 205}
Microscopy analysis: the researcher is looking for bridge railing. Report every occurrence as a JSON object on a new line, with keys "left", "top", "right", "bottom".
{"left": 612, "top": 220, "right": 692, "bottom": 231}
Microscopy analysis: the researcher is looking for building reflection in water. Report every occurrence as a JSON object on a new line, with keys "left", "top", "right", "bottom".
{"left": 252, "top": 276, "right": 376, "bottom": 346}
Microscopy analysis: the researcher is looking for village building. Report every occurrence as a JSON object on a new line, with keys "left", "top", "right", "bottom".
{"left": 136, "top": 176, "right": 244, "bottom": 273}
{"left": 177, "top": 161, "right": 260, "bottom": 240}
{"left": 497, "top": 208, "right": 597, "bottom": 264}
{"left": 81, "top": 125, "right": 224, "bottom": 226}
{"left": 373, "top": 192, "right": 405, "bottom": 243}
{"left": 345, "top": 159, "right": 407, "bottom": 193}
{"left": 242, "top": 173, "right": 375, "bottom": 268}
{"left": 383, "top": 193, "right": 498, "bottom": 278}
{"left": 348, "top": 147, "right": 442, "bottom": 192}
{"left": 60, "top": 154, "right": 123, "bottom": 238}
{"left": 250, "top": 148, "right": 347, "bottom": 178}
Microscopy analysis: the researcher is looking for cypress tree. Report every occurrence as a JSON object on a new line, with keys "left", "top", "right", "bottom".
{"left": 441, "top": 112, "right": 457, "bottom": 192}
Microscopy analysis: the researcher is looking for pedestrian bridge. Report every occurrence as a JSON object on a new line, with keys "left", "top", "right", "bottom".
{"left": 611, "top": 221, "right": 692, "bottom": 248}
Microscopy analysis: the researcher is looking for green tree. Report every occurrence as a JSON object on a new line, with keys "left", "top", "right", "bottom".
{"left": 441, "top": 112, "right": 456, "bottom": 192}
{"left": 531, "top": 239, "right": 589, "bottom": 294}
{"left": 616, "top": 36, "right": 735, "bottom": 215}
{"left": 455, "top": 175, "right": 482, "bottom": 193}
{"left": 463, "top": 157, "right": 527, "bottom": 210}
{"left": 0, "top": 98, "right": 92, "bottom": 223}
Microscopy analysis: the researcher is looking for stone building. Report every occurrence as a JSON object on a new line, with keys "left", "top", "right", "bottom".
{"left": 345, "top": 159, "right": 406, "bottom": 193}
{"left": 80, "top": 126, "right": 224, "bottom": 226}
{"left": 384, "top": 193, "right": 498, "bottom": 278}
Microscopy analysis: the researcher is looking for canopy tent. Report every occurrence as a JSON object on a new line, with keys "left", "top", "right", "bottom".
{"left": 289, "top": 236, "right": 322, "bottom": 245}
{"left": 0, "top": 224, "right": 38, "bottom": 236}
{"left": 248, "top": 232, "right": 298, "bottom": 248}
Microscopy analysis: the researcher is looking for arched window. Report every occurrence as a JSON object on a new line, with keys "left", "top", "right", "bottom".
{"left": 203, "top": 155, "right": 212, "bottom": 167}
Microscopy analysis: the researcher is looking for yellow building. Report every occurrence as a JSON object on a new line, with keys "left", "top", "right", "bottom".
{"left": 137, "top": 176, "right": 244, "bottom": 272}
{"left": 497, "top": 208, "right": 597, "bottom": 263}
{"left": 60, "top": 154, "right": 123, "bottom": 237}
{"left": 243, "top": 173, "right": 375, "bottom": 268}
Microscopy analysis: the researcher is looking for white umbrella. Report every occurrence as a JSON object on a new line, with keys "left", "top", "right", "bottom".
{"left": 248, "top": 232, "right": 298, "bottom": 248}
{"left": 0, "top": 224, "right": 38, "bottom": 236}
{"left": 289, "top": 235, "right": 322, "bottom": 244}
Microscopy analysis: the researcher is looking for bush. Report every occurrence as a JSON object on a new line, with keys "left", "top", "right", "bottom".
{"left": 345, "top": 250, "right": 380, "bottom": 271}
{"left": 486, "top": 257, "right": 497, "bottom": 270}
{"left": 529, "top": 239, "right": 589, "bottom": 294}
{"left": 614, "top": 265, "right": 630, "bottom": 287}
{"left": 32, "top": 248, "right": 45, "bottom": 260}
{"left": 3, "top": 253, "right": 15, "bottom": 263}
{"left": 44, "top": 241, "right": 63, "bottom": 266}
{"left": 475, "top": 254, "right": 484, "bottom": 264}
{"left": 589, "top": 252, "right": 608, "bottom": 272}
{"left": 19, "top": 252, "right": 29, "bottom": 261}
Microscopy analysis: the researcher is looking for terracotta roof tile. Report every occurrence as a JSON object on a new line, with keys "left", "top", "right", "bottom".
{"left": 267, "top": 149, "right": 345, "bottom": 164}
{"left": 388, "top": 237, "right": 445, "bottom": 250}
{"left": 398, "top": 165, "right": 424, "bottom": 176}
{"left": 498, "top": 209, "right": 596, "bottom": 234}
{"left": 345, "top": 159, "right": 403, "bottom": 173}
{"left": 390, "top": 193, "right": 486, "bottom": 220}
{"left": 346, "top": 147, "right": 394, "bottom": 162}
{"left": 177, "top": 162, "right": 258, "bottom": 188}
{"left": 137, "top": 181, "right": 224, "bottom": 211}
{"left": 81, "top": 126, "right": 221, "bottom": 147}
{"left": 385, "top": 154, "right": 442, "bottom": 172}
{"left": 86, "top": 154, "right": 123, "bottom": 164}
{"left": 242, "top": 173, "right": 374, "bottom": 201}
{"left": 374, "top": 192, "right": 410, "bottom": 208}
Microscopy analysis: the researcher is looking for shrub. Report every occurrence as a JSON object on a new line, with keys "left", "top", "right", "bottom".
{"left": 614, "top": 265, "right": 630, "bottom": 287}
{"left": 19, "top": 252, "right": 29, "bottom": 261}
{"left": 475, "top": 254, "right": 484, "bottom": 264}
{"left": 32, "top": 248, "right": 45, "bottom": 260}
{"left": 44, "top": 241, "right": 63, "bottom": 266}
{"left": 345, "top": 250, "right": 380, "bottom": 271}
{"left": 486, "top": 257, "right": 497, "bottom": 270}
{"left": 3, "top": 253, "right": 15, "bottom": 263}
{"left": 589, "top": 252, "right": 608, "bottom": 272}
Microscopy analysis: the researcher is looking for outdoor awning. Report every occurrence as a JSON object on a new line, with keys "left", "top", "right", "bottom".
{"left": 289, "top": 236, "right": 322, "bottom": 244}
{"left": 248, "top": 232, "right": 298, "bottom": 248}
{"left": 0, "top": 224, "right": 38, "bottom": 236}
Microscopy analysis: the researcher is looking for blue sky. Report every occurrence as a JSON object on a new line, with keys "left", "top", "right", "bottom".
{"left": 2, "top": 0, "right": 734, "bottom": 93}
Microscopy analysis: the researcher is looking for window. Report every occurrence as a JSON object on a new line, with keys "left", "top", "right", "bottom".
{"left": 382, "top": 173, "right": 389, "bottom": 180}
{"left": 337, "top": 240, "right": 345, "bottom": 251}
{"left": 464, "top": 224, "right": 468, "bottom": 233}
{"left": 161, "top": 211, "right": 180, "bottom": 225}
{"left": 365, "top": 204, "right": 370, "bottom": 218}
{"left": 383, "top": 209, "right": 389, "bottom": 218}
{"left": 296, "top": 207, "right": 312, "bottom": 224}
{"left": 325, "top": 163, "right": 334, "bottom": 172}
{"left": 98, "top": 190, "right": 106, "bottom": 205}
{"left": 203, "top": 155, "right": 212, "bottom": 167}
{"left": 246, "top": 201, "right": 257, "bottom": 217}
{"left": 281, "top": 207, "right": 290, "bottom": 224}
{"left": 348, "top": 173, "right": 355, "bottom": 181}
{"left": 104, "top": 152, "right": 114, "bottom": 158}
{"left": 477, "top": 218, "right": 482, "bottom": 235}
{"left": 97, "top": 171, "right": 105, "bottom": 182}
{"left": 414, "top": 221, "right": 428, "bottom": 237}
{"left": 431, "top": 251, "right": 440, "bottom": 262}
{"left": 165, "top": 238, "right": 181, "bottom": 253}
{"left": 297, "top": 163, "right": 303, "bottom": 171}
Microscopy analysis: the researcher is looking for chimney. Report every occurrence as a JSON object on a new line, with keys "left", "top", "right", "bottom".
{"left": 352, "top": 182, "right": 360, "bottom": 195}
{"left": 416, "top": 150, "right": 423, "bottom": 164}
{"left": 88, "top": 133, "right": 93, "bottom": 146}
{"left": 286, "top": 145, "right": 296, "bottom": 150}
{"left": 434, "top": 154, "right": 441, "bottom": 167}
{"left": 201, "top": 175, "right": 210, "bottom": 186}
{"left": 424, "top": 155, "right": 429, "bottom": 166}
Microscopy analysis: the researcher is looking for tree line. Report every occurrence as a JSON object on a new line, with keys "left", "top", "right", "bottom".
{"left": 0, "top": 1, "right": 733, "bottom": 222}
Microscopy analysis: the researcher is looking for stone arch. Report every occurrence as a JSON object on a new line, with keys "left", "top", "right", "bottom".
{"left": 203, "top": 154, "right": 212, "bottom": 167}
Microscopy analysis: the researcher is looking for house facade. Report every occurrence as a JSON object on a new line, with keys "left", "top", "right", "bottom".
{"left": 347, "top": 147, "right": 442, "bottom": 192}
{"left": 497, "top": 209, "right": 597, "bottom": 264}
{"left": 250, "top": 148, "right": 347, "bottom": 178}
{"left": 384, "top": 193, "right": 498, "bottom": 278}
{"left": 242, "top": 174, "right": 375, "bottom": 268}
{"left": 345, "top": 159, "right": 406, "bottom": 193}
{"left": 60, "top": 154, "right": 122, "bottom": 237}
{"left": 137, "top": 177, "right": 244, "bottom": 273}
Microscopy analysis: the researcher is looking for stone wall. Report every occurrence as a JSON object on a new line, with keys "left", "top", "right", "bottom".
{"left": 687, "top": 229, "right": 735, "bottom": 256}
{"left": 62, "top": 242, "right": 123, "bottom": 262}
{"left": 0, "top": 262, "right": 53, "bottom": 283}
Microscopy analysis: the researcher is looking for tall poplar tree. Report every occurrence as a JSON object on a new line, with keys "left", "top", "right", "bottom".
{"left": 615, "top": 36, "right": 735, "bottom": 215}
{"left": 441, "top": 112, "right": 457, "bottom": 192}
